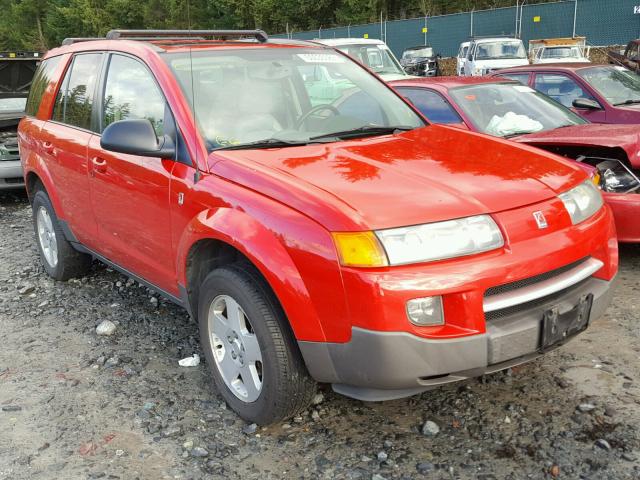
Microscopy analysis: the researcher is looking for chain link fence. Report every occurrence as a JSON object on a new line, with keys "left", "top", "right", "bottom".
{"left": 273, "top": 0, "right": 640, "bottom": 58}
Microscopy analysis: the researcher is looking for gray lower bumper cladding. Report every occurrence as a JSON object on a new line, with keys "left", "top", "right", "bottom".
{"left": 298, "top": 276, "right": 615, "bottom": 402}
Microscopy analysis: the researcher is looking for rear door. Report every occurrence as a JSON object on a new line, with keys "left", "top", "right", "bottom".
{"left": 87, "top": 52, "right": 178, "bottom": 294}
{"left": 40, "top": 53, "right": 103, "bottom": 245}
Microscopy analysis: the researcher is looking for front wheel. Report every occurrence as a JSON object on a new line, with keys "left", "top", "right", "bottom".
{"left": 198, "top": 264, "right": 316, "bottom": 424}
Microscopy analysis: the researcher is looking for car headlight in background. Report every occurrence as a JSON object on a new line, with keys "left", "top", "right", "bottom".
{"left": 559, "top": 180, "right": 603, "bottom": 225}
{"left": 375, "top": 215, "right": 504, "bottom": 265}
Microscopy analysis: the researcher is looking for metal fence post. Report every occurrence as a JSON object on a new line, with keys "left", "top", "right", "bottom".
{"left": 573, "top": 0, "right": 578, "bottom": 38}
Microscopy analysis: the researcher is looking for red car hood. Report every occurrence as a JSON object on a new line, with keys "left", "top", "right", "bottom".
{"left": 210, "top": 125, "right": 586, "bottom": 231}
{"left": 514, "top": 124, "right": 640, "bottom": 168}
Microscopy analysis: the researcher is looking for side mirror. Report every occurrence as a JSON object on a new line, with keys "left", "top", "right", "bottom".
{"left": 572, "top": 98, "right": 601, "bottom": 110}
{"left": 101, "top": 119, "right": 175, "bottom": 158}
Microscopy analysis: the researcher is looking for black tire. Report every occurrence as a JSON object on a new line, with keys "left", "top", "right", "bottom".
{"left": 198, "top": 263, "right": 316, "bottom": 425}
{"left": 31, "top": 188, "right": 92, "bottom": 281}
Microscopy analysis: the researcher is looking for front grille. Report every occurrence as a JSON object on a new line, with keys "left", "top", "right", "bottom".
{"left": 484, "top": 276, "right": 591, "bottom": 322}
{"left": 484, "top": 257, "right": 589, "bottom": 298}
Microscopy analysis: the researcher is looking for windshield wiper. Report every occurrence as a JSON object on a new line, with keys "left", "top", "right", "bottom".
{"left": 613, "top": 99, "right": 640, "bottom": 106}
{"left": 502, "top": 130, "right": 539, "bottom": 138}
{"left": 309, "top": 125, "right": 414, "bottom": 141}
{"left": 213, "top": 137, "right": 330, "bottom": 151}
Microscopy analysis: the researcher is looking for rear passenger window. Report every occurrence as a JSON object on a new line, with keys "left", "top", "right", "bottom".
{"left": 102, "top": 54, "right": 165, "bottom": 135}
{"left": 52, "top": 53, "right": 102, "bottom": 130}
{"left": 25, "top": 57, "right": 61, "bottom": 117}
{"left": 498, "top": 73, "right": 530, "bottom": 85}
{"left": 397, "top": 88, "right": 462, "bottom": 124}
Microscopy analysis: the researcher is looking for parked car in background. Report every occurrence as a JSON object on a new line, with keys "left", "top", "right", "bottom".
{"left": 608, "top": 39, "right": 640, "bottom": 73}
{"left": 464, "top": 37, "right": 528, "bottom": 76}
{"left": 457, "top": 41, "right": 470, "bottom": 76}
{"left": 0, "top": 51, "right": 40, "bottom": 190}
{"left": 393, "top": 76, "right": 640, "bottom": 242}
{"left": 400, "top": 45, "right": 440, "bottom": 76}
{"left": 20, "top": 30, "right": 618, "bottom": 424}
{"left": 529, "top": 37, "right": 590, "bottom": 64}
{"left": 494, "top": 64, "right": 640, "bottom": 124}
{"left": 314, "top": 38, "right": 409, "bottom": 81}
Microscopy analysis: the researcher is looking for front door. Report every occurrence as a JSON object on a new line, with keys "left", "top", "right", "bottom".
{"left": 88, "top": 53, "right": 177, "bottom": 294}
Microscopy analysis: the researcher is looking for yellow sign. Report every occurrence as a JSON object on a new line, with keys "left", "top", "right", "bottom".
{"left": 363, "top": 33, "right": 369, "bottom": 38}
{"left": 9, "top": 53, "right": 15, "bottom": 58}
{"left": 422, "top": 27, "right": 428, "bottom": 33}
{"left": 533, "top": 16, "right": 541, "bottom": 22}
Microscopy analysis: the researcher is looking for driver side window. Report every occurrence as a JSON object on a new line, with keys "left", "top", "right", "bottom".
{"left": 534, "top": 73, "right": 596, "bottom": 108}
{"left": 102, "top": 54, "right": 166, "bottom": 136}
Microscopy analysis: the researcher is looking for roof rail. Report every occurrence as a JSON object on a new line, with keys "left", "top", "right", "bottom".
{"left": 62, "top": 37, "right": 102, "bottom": 46}
{"left": 468, "top": 34, "right": 517, "bottom": 40}
{"left": 106, "top": 29, "right": 268, "bottom": 43}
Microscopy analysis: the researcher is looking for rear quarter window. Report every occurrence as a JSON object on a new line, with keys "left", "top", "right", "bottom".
{"left": 25, "top": 56, "right": 61, "bottom": 117}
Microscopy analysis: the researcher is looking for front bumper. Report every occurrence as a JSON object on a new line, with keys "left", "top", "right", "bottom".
{"left": 0, "top": 161, "right": 24, "bottom": 190}
{"left": 299, "top": 274, "right": 615, "bottom": 401}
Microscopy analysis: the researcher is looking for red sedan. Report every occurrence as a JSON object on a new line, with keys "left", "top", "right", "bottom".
{"left": 392, "top": 76, "right": 640, "bottom": 242}
{"left": 490, "top": 63, "right": 640, "bottom": 124}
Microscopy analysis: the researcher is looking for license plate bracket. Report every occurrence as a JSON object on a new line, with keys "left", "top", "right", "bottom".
{"left": 540, "top": 293, "right": 593, "bottom": 351}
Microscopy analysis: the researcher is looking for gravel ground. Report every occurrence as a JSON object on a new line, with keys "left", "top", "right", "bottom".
{"left": 1, "top": 190, "right": 639, "bottom": 480}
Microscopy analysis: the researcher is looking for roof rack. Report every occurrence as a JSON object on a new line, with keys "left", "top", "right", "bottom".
{"left": 106, "top": 29, "right": 268, "bottom": 43}
{"left": 62, "top": 38, "right": 102, "bottom": 46}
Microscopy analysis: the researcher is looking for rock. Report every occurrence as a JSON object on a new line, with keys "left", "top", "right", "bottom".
{"left": 421, "top": 420, "right": 440, "bottom": 436}
{"left": 105, "top": 356, "right": 119, "bottom": 368}
{"left": 18, "top": 285, "right": 35, "bottom": 295}
{"left": 377, "top": 451, "right": 388, "bottom": 462}
{"left": 622, "top": 452, "right": 637, "bottom": 461}
{"left": 182, "top": 440, "right": 194, "bottom": 450}
{"left": 311, "top": 410, "right": 320, "bottom": 421}
{"left": 115, "top": 449, "right": 125, "bottom": 457}
{"left": 577, "top": 403, "right": 596, "bottom": 413}
{"left": 1, "top": 405, "right": 22, "bottom": 412}
{"left": 96, "top": 320, "right": 116, "bottom": 336}
{"left": 383, "top": 440, "right": 393, "bottom": 449}
{"left": 595, "top": 439, "right": 611, "bottom": 451}
{"left": 178, "top": 354, "right": 200, "bottom": 367}
{"left": 163, "top": 425, "right": 182, "bottom": 438}
{"left": 312, "top": 393, "right": 324, "bottom": 405}
{"left": 190, "top": 447, "right": 208, "bottom": 457}
{"left": 372, "top": 475, "right": 386, "bottom": 480}
{"left": 416, "top": 462, "right": 435, "bottom": 474}
{"left": 604, "top": 406, "right": 617, "bottom": 417}
{"left": 242, "top": 423, "right": 258, "bottom": 435}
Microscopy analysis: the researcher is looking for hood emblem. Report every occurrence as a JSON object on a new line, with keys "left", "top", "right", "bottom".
{"left": 533, "top": 211, "right": 548, "bottom": 229}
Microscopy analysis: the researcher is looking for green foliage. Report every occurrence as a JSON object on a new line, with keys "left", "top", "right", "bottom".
{"left": 0, "top": 0, "right": 548, "bottom": 51}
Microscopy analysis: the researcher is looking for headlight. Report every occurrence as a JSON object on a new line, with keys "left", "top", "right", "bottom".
{"left": 375, "top": 215, "right": 504, "bottom": 265}
{"left": 558, "top": 180, "right": 603, "bottom": 225}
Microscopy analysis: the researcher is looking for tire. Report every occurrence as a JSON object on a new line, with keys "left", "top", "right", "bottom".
{"left": 31, "top": 188, "right": 92, "bottom": 281}
{"left": 198, "top": 263, "right": 316, "bottom": 425}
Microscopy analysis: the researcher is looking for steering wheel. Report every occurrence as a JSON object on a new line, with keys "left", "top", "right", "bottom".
{"left": 296, "top": 104, "right": 340, "bottom": 130}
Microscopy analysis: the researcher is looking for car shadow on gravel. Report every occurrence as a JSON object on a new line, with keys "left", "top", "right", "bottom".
{"left": 1, "top": 190, "right": 638, "bottom": 480}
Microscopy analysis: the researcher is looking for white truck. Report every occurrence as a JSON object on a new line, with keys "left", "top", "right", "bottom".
{"left": 313, "top": 38, "right": 410, "bottom": 81}
{"left": 529, "top": 37, "right": 591, "bottom": 64}
{"left": 463, "top": 37, "right": 529, "bottom": 76}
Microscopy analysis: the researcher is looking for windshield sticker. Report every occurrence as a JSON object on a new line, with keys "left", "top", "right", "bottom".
{"left": 464, "top": 94, "right": 477, "bottom": 101}
{"left": 297, "top": 53, "right": 345, "bottom": 64}
{"left": 514, "top": 85, "right": 535, "bottom": 93}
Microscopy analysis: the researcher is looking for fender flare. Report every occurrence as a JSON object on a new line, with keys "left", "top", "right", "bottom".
{"left": 176, "top": 207, "right": 329, "bottom": 342}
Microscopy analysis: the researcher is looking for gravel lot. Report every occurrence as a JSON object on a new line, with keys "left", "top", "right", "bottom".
{"left": 1, "top": 190, "right": 639, "bottom": 480}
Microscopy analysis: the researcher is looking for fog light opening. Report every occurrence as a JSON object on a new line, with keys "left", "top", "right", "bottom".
{"left": 406, "top": 296, "right": 444, "bottom": 326}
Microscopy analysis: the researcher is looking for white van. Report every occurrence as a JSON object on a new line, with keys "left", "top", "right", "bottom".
{"left": 464, "top": 37, "right": 529, "bottom": 76}
{"left": 457, "top": 41, "right": 470, "bottom": 76}
{"left": 314, "top": 38, "right": 410, "bottom": 81}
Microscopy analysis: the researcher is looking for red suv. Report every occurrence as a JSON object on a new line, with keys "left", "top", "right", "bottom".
{"left": 19, "top": 30, "right": 618, "bottom": 424}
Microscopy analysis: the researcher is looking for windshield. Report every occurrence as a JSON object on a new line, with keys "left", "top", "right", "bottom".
{"left": 541, "top": 46, "right": 582, "bottom": 58}
{"left": 0, "top": 97, "right": 27, "bottom": 112}
{"left": 449, "top": 82, "right": 586, "bottom": 137}
{"left": 403, "top": 47, "right": 434, "bottom": 60}
{"left": 163, "top": 48, "right": 423, "bottom": 150}
{"left": 578, "top": 66, "right": 640, "bottom": 105}
{"left": 475, "top": 41, "right": 527, "bottom": 60}
{"left": 336, "top": 44, "right": 405, "bottom": 75}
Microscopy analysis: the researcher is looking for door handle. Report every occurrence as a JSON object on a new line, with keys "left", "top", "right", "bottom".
{"left": 42, "top": 141, "right": 55, "bottom": 156}
{"left": 91, "top": 156, "right": 108, "bottom": 174}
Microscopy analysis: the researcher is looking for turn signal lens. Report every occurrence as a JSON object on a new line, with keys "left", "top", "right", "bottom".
{"left": 591, "top": 171, "right": 601, "bottom": 188}
{"left": 332, "top": 232, "right": 388, "bottom": 267}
